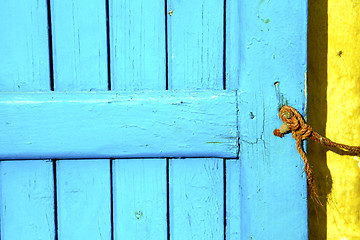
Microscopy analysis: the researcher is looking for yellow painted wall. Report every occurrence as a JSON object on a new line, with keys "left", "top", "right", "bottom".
{"left": 308, "top": 0, "right": 360, "bottom": 239}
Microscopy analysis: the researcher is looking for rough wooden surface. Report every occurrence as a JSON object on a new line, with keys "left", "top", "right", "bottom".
{"left": 226, "top": 0, "right": 308, "bottom": 239}
{"left": 0, "top": 0, "right": 308, "bottom": 238}
{"left": 0, "top": 91, "right": 237, "bottom": 160}
{"left": 109, "top": 2, "right": 168, "bottom": 238}
{"left": 113, "top": 159, "right": 167, "bottom": 240}
{"left": 50, "top": 0, "right": 111, "bottom": 238}
{"left": 167, "top": 1, "right": 226, "bottom": 239}
{"left": 0, "top": 1, "right": 55, "bottom": 239}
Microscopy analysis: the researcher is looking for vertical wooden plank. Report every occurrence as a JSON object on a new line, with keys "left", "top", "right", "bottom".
{"left": 225, "top": 160, "right": 241, "bottom": 239}
{"left": 50, "top": 0, "right": 111, "bottom": 239}
{"left": 169, "top": 158, "right": 224, "bottom": 239}
{"left": 226, "top": 0, "right": 308, "bottom": 238}
{"left": 224, "top": 2, "right": 242, "bottom": 239}
{"left": 0, "top": 161, "right": 54, "bottom": 240}
{"left": 51, "top": 0, "right": 108, "bottom": 91}
{"left": 0, "top": 0, "right": 50, "bottom": 91}
{"left": 56, "top": 160, "right": 111, "bottom": 239}
{"left": 109, "top": 0, "right": 166, "bottom": 90}
{"left": 109, "top": 1, "right": 167, "bottom": 239}
{"left": 0, "top": 1, "right": 54, "bottom": 239}
{"left": 167, "top": 0, "right": 224, "bottom": 89}
{"left": 167, "top": 1, "right": 225, "bottom": 239}
{"left": 112, "top": 159, "right": 167, "bottom": 240}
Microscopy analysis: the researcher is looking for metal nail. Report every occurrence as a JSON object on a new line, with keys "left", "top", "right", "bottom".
{"left": 283, "top": 111, "right": 291, "bottom": 119}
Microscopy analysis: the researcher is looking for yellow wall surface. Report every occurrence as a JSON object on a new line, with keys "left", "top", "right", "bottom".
{"left": 308, "top": 0, "right": 360, "bottom": 239}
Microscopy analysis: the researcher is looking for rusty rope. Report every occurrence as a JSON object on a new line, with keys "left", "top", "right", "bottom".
{"left": 273, "top": 105, "right": 360, "bottom": 201}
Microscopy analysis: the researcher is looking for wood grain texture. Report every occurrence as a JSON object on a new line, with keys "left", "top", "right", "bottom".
{"left": 112, "top": 159, "right": 167, "bottom": 240}
{"left": 169, "top": 158, "right": 224, "bottom": 239}
{"left": 109, "top": 0, "right": 166, "bottom": 90}
{"left": 167, "top": 0, "right": 224, "bottom": 89}
{"left": 167, "top": 1, "right": 225, "bottom": 238}
{"left": 56, "top": 160, "right": 111, "bottom": 239}
{"left": 0, "top": 0, "right": 50, "bottom": 91}
{"left": 109, "top": 2, "right": 167, "bottom": 238}
{"left": 0, "top": 1, "right": 54, "bottom": 239}
{"left": 49, "top": 1, "right": 111, "bottom": 238}
{"left": 225, "top": 160, "right": 241, "bottom": 239}
{"left": 226, "top": 0, "right": 308, "bottom": 238}
{"left": 50, "top": 0, "right": 108, "bottom": 91}
{"left": 0, "top": 161, "right": 55, "bottom": 240}
{"left": 0, "top": 91, "right": 237, "bottom": 160}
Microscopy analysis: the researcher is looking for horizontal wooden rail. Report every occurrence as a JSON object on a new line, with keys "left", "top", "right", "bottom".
{"left": 0, "top": 90, "right": 238, "bottom": 160}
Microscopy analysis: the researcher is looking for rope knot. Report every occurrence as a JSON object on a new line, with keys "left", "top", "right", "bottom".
{"left": 274, "top": 105, "right": 360, "bottom": 203}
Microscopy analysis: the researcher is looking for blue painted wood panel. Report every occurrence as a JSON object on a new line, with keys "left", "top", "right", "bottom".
{"left": 226, "top": 0, "right": 308, "bottom": 239}
{"left": 49, "top": 1, "right": 111, "bottom": 238}
{"left": 167, "top": 1, "right": 226, "bottom": 239}
{"left": 225, "top": 160, "right": 241, "bottom": 239}
{"left": 109, "top": 2, "right": 168, "bottom": 238}
{"left": 56, "top": 160, "right": 111, "bottom": 239}
{"left": 0, "top": 161, "right": 55, "bottom": 239}
{"left": 0, "top": 0, "right": 309, "bottom": 238}
{"left": 167, "top": 0, "right": 224, "bottom": 89}
{"left": 0, "top": 0, "right": 50, "bottom": 91}
{"left": 0, "top": 91, "right": 237, "bottom": 160}
{"left": 0, "top": 1, "right": 55, "bottom": 239}
{"left": 169, "top": 158, "right": 224, "bottom": 239}
{"left": 109, "top": 0, "right": 166, "bottom": 90}
{"left": 50, "top": 0, "right": 108, "bottom": 91}
{"left": 112, "top": 159, "right": 167, "bottom": 240}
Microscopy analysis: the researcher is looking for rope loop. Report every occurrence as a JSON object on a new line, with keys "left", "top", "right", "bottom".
{"left": 274, "top": 105, "right": 360, "bottom": 203}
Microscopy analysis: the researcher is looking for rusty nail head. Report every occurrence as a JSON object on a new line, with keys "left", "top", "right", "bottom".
{"left": 283, "top": 111, "right": 291, "bottom": 119}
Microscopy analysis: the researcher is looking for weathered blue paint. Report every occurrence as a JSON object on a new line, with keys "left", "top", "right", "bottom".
{"left": 167, "top": 0, "right": 224, "bottom": 89}
{"left": 226, "top": 160, "right": 241, "bottom": 239}
{"left": 226, "top": 0, "right": 308, "bottom": 239}
{"left": 0, "top": 91, "right": 237, "bottom": 160}
{"left": 109, "top": 2, "right": 168, "bottom": 238}
{"left": 56, "top": 160, "right": 111, "bottom": 239}
{"left": 0, "top": 161, "right": 55, "bottom": 239}
{"left": 50, "top": 0, "right": 108, "bottom": 91}
{"left": 0, "top": 1, "right": 54, "bottom": 239}
{"left": 167, "top": 1, "right": 226, "bottom": 239}
{"left": 50, "top": 0, "right": 111, "bottom": 238}
{"left": 112, "top": 159, "right": 167, "bottom": 240}
{"left": 169, "top": 158, "right": 224, "bottom": 239}
{"left": 0, "top": 0, "right": 308, "bottom": 238}
{"left": 0, "top": 0, "right": 50, "bottom": 91}
{"left": 109, "top": 0, "right": 166, "bottom": 90}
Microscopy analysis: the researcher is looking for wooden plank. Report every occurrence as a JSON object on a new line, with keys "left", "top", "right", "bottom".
{"left": 50, "top": 0, "right": 108, "bottom": 91}
{"left": 109, "top": 2, "right": 167, "bottom": 238}
{"left": 167, "top": 0, "right": 224, "bottom": 89}
{"left": 49, "top": 1, "right": 111, "bottom": 238}
{"left": 0, "top": 91, "right": 238, "bottom": 160}
{"left": 225, "top": 160, "right": 241, "bottom": 239}
{"left": 0, "top": 161, "right": 54, "bottom": 240}
{"left": 167, "top": 1, "right": 225, "bottom": 238}
{"left": 226, "top": 0, "right": 308, "bottom": 238}
{"left": 0, "top": 1, "right": 55, "bottom": 239}
{"left": 0, "top": 0, "right": 50, "bottom": 91}
{"left": 56, "top": 160, "right": 111, "bottom": 239}
{"left": 109, "top": 2, "right": 168, "bottom": 238}
{"left": 109, "top": 0, "right": 166, "bottom": 90}
{"left": 224, "top": 2, "right": 242, "bottom": 239}
{"left": 112, "top": 159, "right": 167, "bottom": 240}
{"left": 169, "top": 158, "right": 224, "bottom": 239}
{"left": 224, "top": 1, "right": 242, "bottom": 239}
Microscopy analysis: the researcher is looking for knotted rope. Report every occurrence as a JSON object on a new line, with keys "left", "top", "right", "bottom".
{"left": 273, "top": 106, "right": 360, "bottom": 202}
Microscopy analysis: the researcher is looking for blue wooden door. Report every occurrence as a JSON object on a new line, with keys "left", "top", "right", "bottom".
{"left": 0, "top": 0, "right": 308, "bottom": 239}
